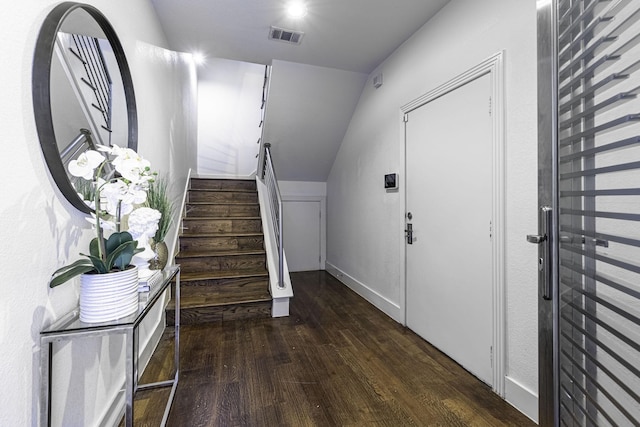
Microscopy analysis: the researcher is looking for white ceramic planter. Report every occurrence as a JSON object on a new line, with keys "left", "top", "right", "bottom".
{"left": 79, "top": 266, "right": 139, "bottom": 323}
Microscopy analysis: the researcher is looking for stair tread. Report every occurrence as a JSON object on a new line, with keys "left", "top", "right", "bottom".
{"left": 180, "top": 269, "right": 269, "bottom": 281}
{"left": 191, "top": 181, "right": 256, "bottom": 185}
{"left": 170, "top": 294, "right": 271, "bottom": 310}
{"left": 176, "top": 248, "right": 266, "bottom": 258}
{"left": 176, "top": 298, "right": 272, "bottom": 309}
{"left": 187, "top": 201, "right": 259, "bottom": 205}
{"left": 184, "top": 216, "right": 261, "bottom": 221}
{"left": 189, "top": 188, "right": 257, "bottom": 193}
{"left": 191, "top": 178, "right": 255, "bottom": 182}
{"left": 181, "top": 231, "right": 263, "bottom": 237}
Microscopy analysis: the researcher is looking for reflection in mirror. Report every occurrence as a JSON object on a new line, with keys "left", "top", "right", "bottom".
{"left": 33, "top": 3, "right": 137, "bottom": 213}
{"left": 52, "top": 7, "right": 126, "bottom": 199}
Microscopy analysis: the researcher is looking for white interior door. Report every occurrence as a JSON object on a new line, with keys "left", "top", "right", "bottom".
{"left": 283, "top": 200, "right": 321, "bottom": 272}
{"left": 405, "top": 73, "right": 494, "bottom": 385}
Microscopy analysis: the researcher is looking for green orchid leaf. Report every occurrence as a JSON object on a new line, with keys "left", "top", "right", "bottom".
{"left": 105, "top": 232, "right": 134, "bottom": 256}
{"left": 51, "top": 258, "right": 93, "bottom": 277}
{"left": 121, "top": 246, "right": 145, "bottom": 269}
{"left": 107, "top": 240, "right": 138, "bottom": 271}
{"left": 89, "top": 237, "right": 107, "bottom": 258}
{"left": 49, "top": 263, "right": 95, "bottom": 288}
{"left": 81, "top": 253, "right": 109, "bottom": 274}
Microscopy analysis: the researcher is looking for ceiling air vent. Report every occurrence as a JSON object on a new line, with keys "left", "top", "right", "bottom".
{"left": 269, "top": 26, "right": 304, "bottom": 45}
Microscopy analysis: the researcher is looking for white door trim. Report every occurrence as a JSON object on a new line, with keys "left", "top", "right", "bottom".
{"left": 399, "top": 51, "right": 505, "bottom": 396}
{"left": 281, "top": 195, "right": 327, "bottom": 270}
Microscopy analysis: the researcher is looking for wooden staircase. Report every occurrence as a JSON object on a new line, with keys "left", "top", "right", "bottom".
{"left": 166, "top": 178, "right": 272, "bottom": 325}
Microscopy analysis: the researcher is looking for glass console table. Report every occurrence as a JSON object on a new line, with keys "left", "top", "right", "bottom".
{"left": 40, "top": 266, "right": 180, "bottom": 427}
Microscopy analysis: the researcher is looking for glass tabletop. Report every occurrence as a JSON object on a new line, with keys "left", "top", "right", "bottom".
{"left": 41, "top": 266, "right": 179, "bottom": 336}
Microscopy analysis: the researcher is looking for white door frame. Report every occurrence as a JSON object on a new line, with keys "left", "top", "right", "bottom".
{"left": 399, "top": 51, "right": 505, "bottom": 396}
{"left": 281, "top": 195, "right": 327, "bottom": 270}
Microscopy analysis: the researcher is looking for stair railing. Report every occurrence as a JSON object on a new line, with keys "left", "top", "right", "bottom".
{"left": 256, "top": 65, "right": 270, "bottom": 177}
{"left": 259, "top": 143, "right": 285, "bottom": 289}
{"left": 60, "top": 128, "right": 96, "bottom": 167}
{"left": 70, "top": 34, "right": 113, "bottom": 142}
{"left": 257, "top": 65, "right": 287, "bottom": 291}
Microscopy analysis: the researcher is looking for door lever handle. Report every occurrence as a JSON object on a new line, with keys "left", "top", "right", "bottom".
{"left": 526, "top": 234, "right": 547, "bottom": 244}
{"left": 527, "top": 206, "right": 552, "bottom": 300}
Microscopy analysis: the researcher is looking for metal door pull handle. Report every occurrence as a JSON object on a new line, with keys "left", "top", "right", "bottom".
{"left": 527, "top": 234, "right": 547, "bottom": 244}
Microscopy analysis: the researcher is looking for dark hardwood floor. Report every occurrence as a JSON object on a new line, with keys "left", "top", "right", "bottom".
{"left": 132, "top": 271, "right": 535, "bottom": 426}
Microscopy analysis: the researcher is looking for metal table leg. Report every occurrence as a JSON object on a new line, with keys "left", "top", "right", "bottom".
{"left": 40, "top": 339, "right": 52, "bottom": 427}
{"left": 125, "top": 329, "right": 134, "bottom": 426}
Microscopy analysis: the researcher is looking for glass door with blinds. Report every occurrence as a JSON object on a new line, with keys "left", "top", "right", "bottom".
{"left": 537, "top": 0, "right": 640, "bottom": 425}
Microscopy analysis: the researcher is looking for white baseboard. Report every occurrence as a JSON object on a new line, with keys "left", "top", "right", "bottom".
{"left": 505, "top": 376, "right": 538, "bottom": 423}
{"left": 325, "top": 262, "right": 403, "bottom": 323}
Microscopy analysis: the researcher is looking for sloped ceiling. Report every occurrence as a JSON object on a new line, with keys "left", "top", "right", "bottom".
{"left": 265, "top": 61, "right": 368, "bottom": 181}
{"left": 150, "top": 0, "right": 451, "bottom": 181}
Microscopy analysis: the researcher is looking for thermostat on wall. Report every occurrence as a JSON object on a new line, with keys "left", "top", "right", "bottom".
{"left": 385, "top": 173, "right": 398, "bottom": 190}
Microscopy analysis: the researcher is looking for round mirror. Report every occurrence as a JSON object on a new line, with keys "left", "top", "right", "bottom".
{"left": 33, "top": 2, "right": 137, "bottom": 213}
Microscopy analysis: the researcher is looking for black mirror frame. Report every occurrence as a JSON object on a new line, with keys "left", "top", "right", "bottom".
{"left": 33, "top": 2, "right": 137, "bottom": 214}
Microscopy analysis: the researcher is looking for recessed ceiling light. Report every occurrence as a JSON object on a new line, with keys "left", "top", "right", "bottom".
{"left": 192, "top": 52, "right": 205, "bottom": 65}
{"left": 286, "top": 2, "right": 308, "bottom": 19}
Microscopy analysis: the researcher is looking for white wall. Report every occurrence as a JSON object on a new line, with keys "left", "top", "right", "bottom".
{"left": 197, "top": 58, "right": 263, "bottom": 178}
{"left": 132, "top": 41, "right": 198, "bottom": 258}
{"left": 0, "top": 1, "right": 196, "bottom": 425}
{"left": 326, "top": 0, "right": 538, "bottom": 420}
{"left": 279, "top": 180, "right": 326, "bottom": 198}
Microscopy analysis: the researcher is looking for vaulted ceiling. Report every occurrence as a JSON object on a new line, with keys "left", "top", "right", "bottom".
{"left": 150, "top": 0, "right": 451, "bottom": 180}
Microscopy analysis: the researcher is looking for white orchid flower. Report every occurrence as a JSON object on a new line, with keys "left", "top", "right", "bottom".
{"left": 96, "top": 143, "right": 126, "bottom": 157}
{"left": 118, "top": 186, "right": 147, "bottom": 215}
{"left": 126, "top": 187, "right": 148, "bottom": 205}
{"left": 116, "top": 157, "right": 152, "bottom": 183}
{"left": 68, "top": 150, "right": 105, "bottom": 180}
{"left": 111, "top": 147, "right": 139, "bottom": 165}
{"left": 109, "top": 144, "right": 127, "bottom": 157}
{"left": 112, "top": 148, "right": 141, "bottom": 165}
{"left": 100, "top": 179, "right": 148, "bottom": 217}
{"left": 100, "top": 180, "right": 129, "bottom": 216}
